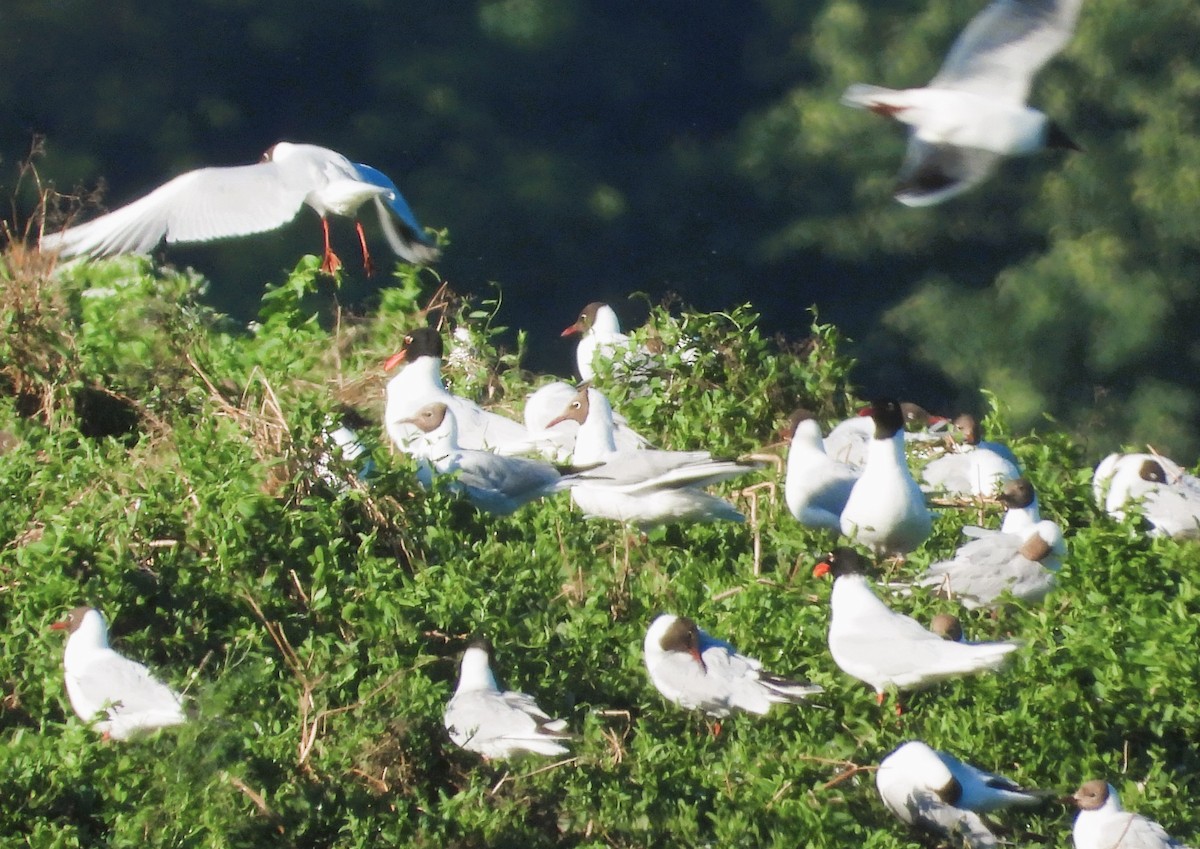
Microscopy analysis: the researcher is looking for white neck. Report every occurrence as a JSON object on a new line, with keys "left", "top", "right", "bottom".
{"left": 456, "top": 647, "right": 500, "bottom": 693}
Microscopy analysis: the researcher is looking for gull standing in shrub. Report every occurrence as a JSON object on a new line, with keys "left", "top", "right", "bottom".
{"left": 814, "top": 549, "right": 1018, "bottom": 707}
{"left": 384, "top": 327, "right": 530, "bottom": 455}
{"left": 560, "top": 302, "right": 646, "bottom": 383}
{"left": 398, "top": 402, "right": 575, "bottom": 515}
{"left": 40, "top": 142, "right": 440, "bottom": 273}
{"left": 877, "top": 740, "right": 1052, "bottom": 848}
{"left": 545, "top": 385, "right": 761, "bottom": 526}
{"left": 839, "top": 398, "right": 934, "bottom": 556}
{"left": 1069, "top": 780, "right": 1193, "bottom": 849}
{"left": 643, "top": 614, "right": 822, "bottom": 718}
{"left": 444, "top": 639, "right": 572, "bottom": 759}
{"left": 50, "top": 606, "right": 187, "bottom": 740}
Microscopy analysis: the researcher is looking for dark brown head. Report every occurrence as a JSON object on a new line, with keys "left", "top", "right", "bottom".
{"left": 1139, "top": 459, "right": 1167, "bottom": 484}
{"left": 399, "top": 402, "right": 450, "bottom": 433}
{"left": 953, "top": 413, "right": 980, "bottom": 445}
{"left": 1071, "top": 780, "right": 1112, "bottom": 811}
{"left": 657, "top": 615, "right": 705, "bottom": 668}
{"left": 999, "top": 478, "right": 1036, "bottom": 509}
{"left": 384, "top": 327, "right": 444, "bottom": 371}
{"left": 545, "top": 385, "right": 591, "bottom": 429}
{"left": 49, "top": 606, "right": 94, "bottom": 634}
{"left": 930, "top": 613, "right": 963, "bottom": 642}
{"left": 561, "top": 302, "right": 605, "bottom": 337}
{"left": 813, "top": 548, "right": 870, "bottom": 580}
{"left": 869, "top": 398, "right": 906, "bottom": 440}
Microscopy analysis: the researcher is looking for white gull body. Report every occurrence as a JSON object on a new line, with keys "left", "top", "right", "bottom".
{"left": 785, "top": 416, "right": 860, "bottom": 532}
{"left": 561, "top": 302, "right": 645, "bottom": 383}
{"left": 1093, "top": 453, "right": 1200, "bottom": 540}
{"left": 41, "top": 142, "right": 439, "bottom": 271}
{"left": 817, "top": 550, "right": 1018, "bottom": 698}
{"left": 384, "top": 327, "right": 530, "bottom": 455}
{"left": 517, "top": 380, "right": 652, "bottom": 461}
{"left": 1071, "top": 780, "right": 1192, "bottom": 849}
{"left": 443, "top": 642, "right": 571, "bottom": 759}
{"left": 52, "top": 606, "right": 186, "bottom": 740}
{"left": 842, "top": 0, "right": 1082, "bottom": 205}
{"left": 643, "top": 614, "right": 822, "bottom": 717}
{"left": 547, "top": 386, "right": 758, "bottom": 526}
{"left": 839, "top": 399, "right": 933, "bottom": 556}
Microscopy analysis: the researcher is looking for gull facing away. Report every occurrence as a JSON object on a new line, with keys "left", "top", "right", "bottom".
{"left": 912, "top": 518, "right": 1066, "bottom": 609}
{"left": 784, "top": 411, "right": 860, "bottom": 532}
{"left": 1093, "top": 452, "right": 1200, "bottom": 540}
{"left": 383, "top": 327, "right": 530, "bottom": 455}
{"left": 546, "top": 385, "right": 761, "bottom": 526}
{"left": 1070, "top": 780, "right": 1194, "bottom": 849}
{"left": 877, "top": 740, "right": 1053, "bottom": 849}
{"left": 842, "top": 0, "right": 1083, "bottom": 205}
{"left": 40, "top": 142, "right": 440, "bottom": 273}
{"left": 643, "top": 614, "right": 822, "bottom": 717}
{"left": 398, "top": 402, "right": 574, "bottom": 515}
{"left": 443, "top": 640, "right": 572, "bottom": 759}
{"left": 814, "top": 549, "right": 1018, "bottom": 705}
{"left": 839, "top": 398, "right": 934, "bottom": 556}
{"left": 50, "top": 606, "right": 187, "bottom": 740}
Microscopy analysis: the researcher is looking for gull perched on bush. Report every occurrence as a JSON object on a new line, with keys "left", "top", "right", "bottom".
{"left": 41, "top": 142, "right": 440, "bottom": 274}
{"left": 842, "top": 0, "right": 1083, "bottom": 205}
{"left": 50, "top": 606, "right": 187, "bottom": 740}
{"left": 443, "top": 639, "right": 572, "bottom": 759}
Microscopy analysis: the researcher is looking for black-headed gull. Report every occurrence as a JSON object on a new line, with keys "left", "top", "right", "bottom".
{"left": 930, "top": 613, "right": 965, "bottom": 641}
{"left": 1093, "top": 452, "right": 1200, "bottom": 540}
{"left": 913, "top": 519, "right": 1065, "bottom": 609}
{"left": 50, "top": 606, "right": 187, "bottom": 740}
{"left": 443, "top": 639, "right": 572, "bottom": 759}
{"left": 384, "top": 327, "right": 530, "bottom": 455}
{"left": 839, "top": 399, "right": 934, "bottom": 556}
{"left": 784, "top": 411, "right": 860, "bottom": 532}
{"left": 518, "top": 380, "right": 653, "bottom": 461}
{"left": 643, "top": 614, "right": 822, "bottom": 717}
{"left": 921, "top": 415, "right": 1021, "bottom": 498}
{"left": 843, "top": 0, "right": 1082, "bottom": 205}
{"left": 561, "top": 302, "right": 645, "bottom": 383}
{"left": 399, "top": 403, "right": 573, "bottom": 515}
{"left": 877, "top": 740, "right": 1052, "bottom": 848}
{"left": 41, "top": 142, "right": 440, "bottom": 273}
{"left": 546, "top": 385, "right": 759, "bottom": 526}
{"left": 814, "top": 549, "right": 1018, "bottom": 703}
{"left": 1070, "top": 780, "right": 1192, "bottom": 849}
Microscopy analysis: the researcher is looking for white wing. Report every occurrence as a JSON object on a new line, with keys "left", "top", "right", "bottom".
{"left": 930, "top": 0, "right": 1084, "bottom": 101}
{"left": 67, "top": 648, "right": 184, "bottom": 736}
{"left": 42, "top": 162, "right": 311, "bottom": 259}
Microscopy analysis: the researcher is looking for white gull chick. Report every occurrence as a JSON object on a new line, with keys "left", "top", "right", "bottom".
{"left": 914, "top": 519, "right": 1065, "bottom": 609}
{"left": 561, "top": 302, "right": 646, "bottom": 383}
{"left": 1071, "top": 780, "right": 1193, "bottom": 849}
{"left": 1093, "top": 453, "right": 1200, "bottom": 540}
{"left": 384, "top": 327, "right": 530, "bottom": 455}
{"left": 815, "top": 548, "right": 1018, "bottom": 706}
{"left": 784, "top": 411, "right": 860, "bottom": 532}
{"left": 643, "top": 614, "right": 822, "bottom": 717}
{"left": 41, "top": 142, "right": 439, "bottom": 273}
{"left": 443, "top": 639, "right": 572, "bottom": 759}
{"left": 839, "top": 398, "right": 934, "bottom": 556}
{"left": 877, "top": 740, "right": 1052, "bottom": 848}
{"left": 399, "top": 402, "right": 573, "bottom": 516}
{"left": 842, "top": 0, "right": 1082, "bottom": 205}
{"left": 546, "top": 385, "right": 759, "bottom": 526}
{"left": 50, "top": 606, "right": 186, "bottom": 740}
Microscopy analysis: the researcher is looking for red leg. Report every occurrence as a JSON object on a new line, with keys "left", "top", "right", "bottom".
{"left": 319, "top": 218, "right": 342, "bottom": 274}
{"left": 875, "top": 691, "right": 886, "bottom": 706}
{"left": 355, "top": 220, "right": 375, "bottom": 277}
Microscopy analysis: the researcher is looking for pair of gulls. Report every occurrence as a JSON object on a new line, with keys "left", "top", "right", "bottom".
{"left": 384, "top": 327, "right": 759, "bottom": 525}
{"left": 878, "top": 741, "right": 1192, "bottom": 849}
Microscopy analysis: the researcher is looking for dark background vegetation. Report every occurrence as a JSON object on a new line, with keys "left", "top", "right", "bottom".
{"left": 2, "top": 0, "right": 1197, "bottom": 457}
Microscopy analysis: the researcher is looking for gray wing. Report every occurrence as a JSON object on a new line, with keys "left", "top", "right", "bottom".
{"left": 1117, "top": 813, "right": 1191, "bottom": 849}
{"left": 458, "top": 452, "right": 562, "bottom": 497}
{"left": 895, "top": 139, "right": 1004, "bottom": 207}
{"left": 72, "top": 650, "right": 183, "bottom": 717}
{"left": 41, "top": 162, "right": 310, "bottom": 259}
{"left": 931, "top": 0, "right": 1084, "bottom": 101}
{"left": 908, "top": 789, "right": 999, "bottom": 849}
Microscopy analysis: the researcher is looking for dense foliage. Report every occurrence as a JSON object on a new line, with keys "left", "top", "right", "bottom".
{"left": 0, "top": 254, "right": 1197, "bottom": 848}
{"left": 2, "top": 0, "right": 1198, "bottom": 456}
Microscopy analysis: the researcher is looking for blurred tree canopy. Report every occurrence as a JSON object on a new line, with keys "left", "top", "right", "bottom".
{"left": 1, "top": 0, "right": 1197, "bottom": 456}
